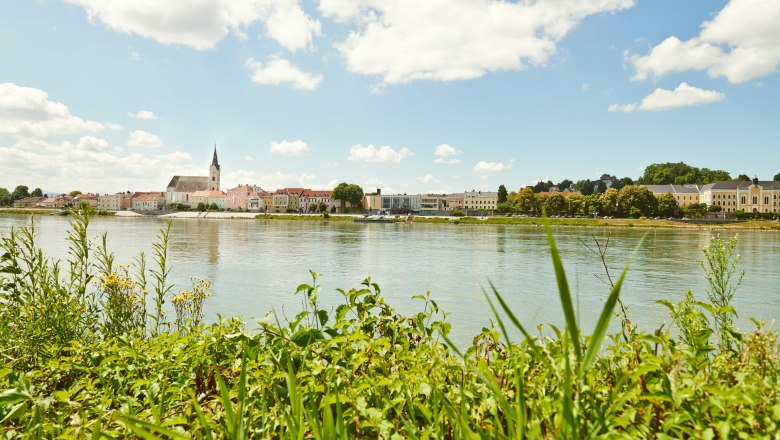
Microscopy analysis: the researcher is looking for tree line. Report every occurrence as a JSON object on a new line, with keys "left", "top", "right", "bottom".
{"left": 0, "top": 186, "right": 44, "bottom": 207}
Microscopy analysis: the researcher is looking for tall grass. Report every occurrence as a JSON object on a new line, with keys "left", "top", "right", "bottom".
{"left": 0, "top": 213, "right": 778, "bottom": 438}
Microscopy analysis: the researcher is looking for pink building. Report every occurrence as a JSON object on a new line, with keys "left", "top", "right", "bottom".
{"left": 227, "top": 184, "right": 267, "bottom": 211}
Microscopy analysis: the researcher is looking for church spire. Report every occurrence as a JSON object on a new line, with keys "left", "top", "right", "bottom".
{"left": 211, "top": 144, "right": 219, "bottom": 169}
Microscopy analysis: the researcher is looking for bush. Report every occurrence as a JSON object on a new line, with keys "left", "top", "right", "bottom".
{"left": 451, "top": 210, "right": 465, "bottom": 217}
{"left": 1, "top": 219, "right": 778, "bottom": 438}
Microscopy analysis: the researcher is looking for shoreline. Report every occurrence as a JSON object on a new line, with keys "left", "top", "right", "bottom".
{"left": 2, "top": 208, "right": 778, "bottom": 231}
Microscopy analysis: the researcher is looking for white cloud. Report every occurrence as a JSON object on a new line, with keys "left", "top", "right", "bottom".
{"left": 0, "top": 137, "right": 203, "bottom": 193}
{"left": 66, "top": 0, "right": 321, "bottom": 52}
{"left": 581, "top": 83, "right": 590, "bottom": 92}
{"left": 417, "top": 174, "right": 440, "bottom": 184}
{"left": 348, "top": 144, "right": 412, "bottom": 163}
{"left": 245, "top": 58, "right": 323, "bottom": 90}
{"left": 433, "top": 143, "right": 462, "bottom": 164}
{"left": 269, "top": 139, "right": 310, "bottom": 156}
{"left": 474, "top": 159, "right": 514, "bottom": 173}
{"left": 0, "top": 82, "right": 105, "bottom": 137}
{"left": 608, "top": 82, "right": 725, "bottom": 112}
{"left": 434, "top": 143, "right": 462, "bottom": 157}
{"left": 629, "top": 0, "right": 780, "bottom": 83}
{"left": 127, "top": 130, "right": 162, "bottom": 147}
{"left": 319, "top": 0, "right": 635, "bottom": 86}
{"left": 244, "top": 155, "right": 254, "bottom": 161}
{"left": 76, "top": 136, "right": 109, "bottom": 151}
{"left": 128, "top": 110, "right": 158, "bottom": 120}
{"left": 364, "top": 177, "right": 383, "bottom": 187}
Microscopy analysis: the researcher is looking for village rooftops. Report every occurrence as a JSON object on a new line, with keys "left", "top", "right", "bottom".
{"left": 701, "top": 180, "right": 780, "bottom": 191}
{"left": 643, "top": 184, "right": 701, "bottom": 194}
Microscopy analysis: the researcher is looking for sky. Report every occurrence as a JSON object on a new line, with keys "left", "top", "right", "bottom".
{"left": 1, "top": 0, "right": 778, "bottom": 195}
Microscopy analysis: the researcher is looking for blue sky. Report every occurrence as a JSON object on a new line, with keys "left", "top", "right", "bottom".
{"left": 1, "top": 0, "right": 778, "bottom": 195}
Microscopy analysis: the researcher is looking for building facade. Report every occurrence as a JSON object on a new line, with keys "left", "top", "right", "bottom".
{"left": 166, "top": 146, "right": 221, "bottom": 206}
{"left": 642, "top": 185, "right": 702, "bottom": 208}
{"left": 97, "top": 192, "right": 132, "bottom": 211}
{"left": 463, "top": 191, "right": 498, "bottom": 212}
{"left": 132, "top": 192, "right": 165, "bottom": 211}
{"left": 700, "top": 179, "right": 779, "bottom": 213}
{"left": 299, "top": 190, "right": 335, "bottom": 212}
{"left": 226, "top": 185, "right": 267, "bottom": 211}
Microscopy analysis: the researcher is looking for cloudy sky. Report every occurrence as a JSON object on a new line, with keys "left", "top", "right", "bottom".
{"left": 1, "top": 0, "right": 778, "bottom": 195}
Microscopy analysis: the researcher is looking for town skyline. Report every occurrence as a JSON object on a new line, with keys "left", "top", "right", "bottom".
{"left": 2, "top": 0, "right": 779, "bottom": 194}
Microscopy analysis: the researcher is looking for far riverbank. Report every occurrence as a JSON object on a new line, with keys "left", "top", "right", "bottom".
{"left": 2, "top": 208, "right": 779, "bottom": 231}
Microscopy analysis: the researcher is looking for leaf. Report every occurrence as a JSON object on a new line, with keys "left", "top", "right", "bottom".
{"left": 291, "top": 329, "right": 325, "bottom": 347}
{"left": 544, "top": 214, "right": 581, "bottom": 355}
{"left": 0, "top": 389, "right": 29, "bottom": 405}
{"left": 317, "top": 310, "right": 329, "bottom": 327}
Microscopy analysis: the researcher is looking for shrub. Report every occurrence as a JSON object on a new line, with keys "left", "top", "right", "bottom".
{"left": 451, "top": 210, "right": 465, "bottom": 217}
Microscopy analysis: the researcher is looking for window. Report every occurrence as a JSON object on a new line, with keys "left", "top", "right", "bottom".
{"left": 741, "top": 195, "right": 746, "bottom": 204}
{"left": 765, "top": 196, "right": 770, "bottom": 205}
{"left": 753, "top": 195, "right": 758, "bottom": 205}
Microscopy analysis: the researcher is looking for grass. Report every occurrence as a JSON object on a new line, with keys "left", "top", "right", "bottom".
{"left": 0, "top": 211, "right": 778, "bottom": 438}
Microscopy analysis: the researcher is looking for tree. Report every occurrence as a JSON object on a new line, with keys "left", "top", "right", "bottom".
{"left": 583, "top": 194, "right": 601, "bottom": 216}
{"left": 617, "top": 185, "right": 657, "bottom": 218}
{"left": 656, "top": 193, "right": 678, "bottom": 218}
{"left": 532, "top": 180, "right": 554, "bottom": 193}
{"left": 317, "top": 202, "right": 327, "bottom": 213}
{"left": 12, "top": 185, "right": 29, "bottom": 201}
{"left": 544, "top": 193, "right": 566, "bottom": 215}
{"left": 598, "top": 188, "right": 619, "bottom": 216}
{"left": 514, "top": 187, "right": 538, "bottom": 215}
{"left": 566, "top": 194, "right": 586, "bottom": 215}
{"left": 332, "top": 183, "right": 364, "bottom": 212}
{"left": 612, "top": 177, "right": 634, "bottom": 190}
{"left": 31, "top": 188, "right": 43, "bottom": 197}
{"left": 736, "top": 174, "right": 750, "bottom": 181}
{"left": 497, "top": 185, "right": 508, "bottom": 203}
{"left": 197, "top": 202, "right": 206, "bottom": 212}
{"left": 0, "top": 188, "right": 10, "bottom": 206}
{"left": 496, "top": 201, "right": 513, "bottom": 213}
{"left": 557, "top": 179, "right": 573, "bottom": 192}
{"left": 575, "top": 179, "right": 594, "bottom": 196}
{"left": 774, "top": 173, "right": 780, "bottom": 181}
{"left": 69, "top": 190, "right": 82, "bottom": 197}
{"left": 638, "top": 162, "right": 730, "bottom": 185}
{"left": 208, "top": 203, "right": 219, "bottom": 211}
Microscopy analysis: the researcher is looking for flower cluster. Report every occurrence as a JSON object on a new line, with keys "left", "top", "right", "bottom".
{"left": 172, "top": 277, "right": 212, "bottom": 332}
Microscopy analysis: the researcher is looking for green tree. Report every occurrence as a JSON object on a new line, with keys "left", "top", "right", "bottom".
{"left": 0, "top": 187, "right": 10, "bottom": 206}
{"left": 617, "top": 185, "right": 657, "bottom": 218}
{"left": 656, "top": 193, "right": 679, "bottom": 217}
{"left": 583, "top": 194, "right": 601, "bottom": 216}
{"left": 197, "top": 202, "right": 206, "bottom": 212}
{"left": 532, "top": 180, "right": 554, "bottom": 193}
{"left": 736, "top": 174, "right": 750, "bottom": 181}
{"left": 317, "top": 202, "right": 327, "bottom": 213}
{"left": 544, "top": 193, "right": 565, "bottom": 215}
{"left": 69, "top": 190, "right": 82, "bottom": 197}
{"left": 566, "top": 194, "right": 586, "bottom": 215}
{"left": 774, "top": 173, "right": 780, "bottom": 181}
{"left": 497, "top": 185, "right": 508, "bottom": 204}
{"left": 12, "top": 185, "right": 30, "bottom": 201}
{"left": 496, "top": 201, "right": 513, "bottom": 213}
{"left": 598, "top": 188, "right": 619, "bottom": 216}
{"left": 208, "top": 203, "right": 219, "bottom": 211}
{"left": 31, "top": 188, "right": 43, "bottom": 197}
{"left": 514, "top": 187, "right": 538, "bottom": 215}
{"left": 557, "top": 179, "right": 573, "bottom": 192}
{"left": 333, "top": 183, "right": 364, "bottom": 212}
{"left": 574, "top": 179, "right": 594, "bottom": 196}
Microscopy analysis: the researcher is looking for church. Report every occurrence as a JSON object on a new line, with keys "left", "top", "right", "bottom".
{"left": 165, "top": 146, "right": 221, "bottom": 206}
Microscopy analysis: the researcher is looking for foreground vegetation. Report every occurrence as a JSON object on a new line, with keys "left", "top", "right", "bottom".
{"left": 0, "top": 211, "right": 778, "bottom": 438}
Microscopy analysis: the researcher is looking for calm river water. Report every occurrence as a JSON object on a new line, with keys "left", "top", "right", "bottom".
{"left": 1, "top": 215, "right": 778, "bottom": 344}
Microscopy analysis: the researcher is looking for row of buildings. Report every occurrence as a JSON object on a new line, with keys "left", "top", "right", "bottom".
{"left": 11, "top": 146, "right": 779, "bottom": 215}
{"left": 644, "top": 178, "right": 780, "bottom": 214}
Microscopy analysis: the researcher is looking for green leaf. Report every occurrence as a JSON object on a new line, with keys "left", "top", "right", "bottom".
{"left": 291, "top": 329, "right": 325, "bottom": 347}
{"left": 544, "top": 213, "right": 581, "bottom": 355}
{"left": 317, "top": 310, "right": 329, "bottom": 327}
{"left": 0, "top": 389, "right": 29, "bottom": 405}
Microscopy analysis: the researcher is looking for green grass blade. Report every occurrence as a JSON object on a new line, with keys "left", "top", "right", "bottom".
{"left": 488, "top": 282, "right": 541, "bottom": 358}
{"left": 482, "top": 288, "right": 511, "bottom": 345}
{"left": 117, "top": 414, "right": 190, "bottom": 439}
{"left": 544, "top": 215, "right": 581, "bottom": 354}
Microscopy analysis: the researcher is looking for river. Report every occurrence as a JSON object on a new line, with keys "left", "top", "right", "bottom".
{"left": 1, "top": 215, "right": 778, "bottom": 345}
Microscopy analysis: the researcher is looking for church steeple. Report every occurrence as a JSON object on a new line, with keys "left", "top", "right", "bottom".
{"left": 211, "top": 145, "right": 220, "bottom": 170}
{"left": 209, "top": 144, "right": 221, "bottom": 191}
